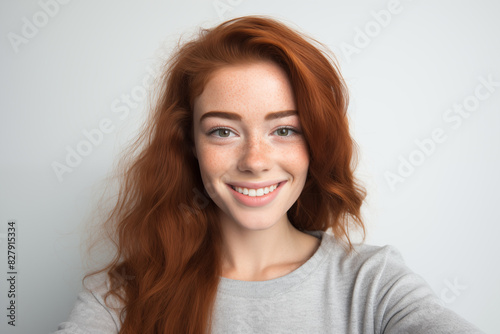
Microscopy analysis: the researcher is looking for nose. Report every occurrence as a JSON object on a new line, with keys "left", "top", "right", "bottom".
{"left": 237, "top": 136, "right": 272, "bottom": 174}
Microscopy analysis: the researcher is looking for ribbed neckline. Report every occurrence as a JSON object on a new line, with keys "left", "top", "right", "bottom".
{"left": 216, "top": 230, "right": 333, "bottom": 298}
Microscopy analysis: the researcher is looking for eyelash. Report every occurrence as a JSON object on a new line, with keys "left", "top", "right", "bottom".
{"left": 207, "top": 125, "right": 301, "bottom": 138}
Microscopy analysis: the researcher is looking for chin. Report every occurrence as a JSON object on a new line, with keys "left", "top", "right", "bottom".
{"left": 230, "top": 211, "right": 286, "bottom": 232}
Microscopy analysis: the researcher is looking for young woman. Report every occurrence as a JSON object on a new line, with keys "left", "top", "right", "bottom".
{"left": 56, "top": 16, "right": 483, "bottom": 334}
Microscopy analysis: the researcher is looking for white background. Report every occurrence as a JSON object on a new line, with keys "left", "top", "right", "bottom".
{"left": 1, "top": 0, "right": 499, "bottom": 333}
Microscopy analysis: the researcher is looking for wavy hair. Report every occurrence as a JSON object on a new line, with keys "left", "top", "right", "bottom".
{"left": 86, "top": 15, "right": 366, "bottom": 334}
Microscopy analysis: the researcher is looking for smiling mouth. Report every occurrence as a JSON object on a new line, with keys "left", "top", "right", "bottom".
{"left": 229, "top": 182, "right": 282, "bottom": 197}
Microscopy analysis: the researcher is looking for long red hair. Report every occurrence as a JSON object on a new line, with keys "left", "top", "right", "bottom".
{"left": 86, "top": 15, "right": 366, "bottom": 334}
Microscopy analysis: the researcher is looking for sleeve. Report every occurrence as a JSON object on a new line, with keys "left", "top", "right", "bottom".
{"left": 53, "top": 273, "right": 122, "bottom": 334}
{"left": 366, "top": 246, "right": 485, "bottom": 334}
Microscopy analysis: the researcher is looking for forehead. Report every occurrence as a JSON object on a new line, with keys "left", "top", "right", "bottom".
{"left": 193, "top": 60, "right": 296, "bottom": 117}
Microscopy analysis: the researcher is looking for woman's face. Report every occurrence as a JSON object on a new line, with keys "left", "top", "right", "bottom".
{"left": 192, "top": 60, "right": 309, "bottom": 231}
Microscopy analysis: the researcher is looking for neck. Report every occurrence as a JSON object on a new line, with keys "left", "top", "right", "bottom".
{"left": 219, "top": 213, "right": 316, "bottom": 281}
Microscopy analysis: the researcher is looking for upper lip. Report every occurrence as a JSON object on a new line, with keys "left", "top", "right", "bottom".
{"left": 227, "top": 180, "right": 285, "bottom": 189}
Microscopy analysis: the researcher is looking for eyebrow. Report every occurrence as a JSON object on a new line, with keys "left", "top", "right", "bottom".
{"left": 199, "top": 110, "right": 297, "bottom": 123}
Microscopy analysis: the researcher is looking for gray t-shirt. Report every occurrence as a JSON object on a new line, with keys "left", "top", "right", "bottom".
{"left": 55, "top": 230, "right": 484, "bottom": 333}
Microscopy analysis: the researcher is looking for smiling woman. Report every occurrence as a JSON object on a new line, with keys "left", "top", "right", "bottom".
{"left": 193, "top": 61, "right": 315, "bottom": 281}
{"left": 55, "top": 15, "right": 483, "bottom": 334}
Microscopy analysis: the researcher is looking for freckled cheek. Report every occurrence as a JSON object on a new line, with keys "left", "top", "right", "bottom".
{"left": 197, "top": 144, "right": 231, "bottom": 180}
{"left": 281, "top": 144, "right": 310, "bottom": 176}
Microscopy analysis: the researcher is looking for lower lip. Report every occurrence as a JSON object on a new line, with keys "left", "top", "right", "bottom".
{"left": 227, "top": 182, "right": 286, "bottom": 207}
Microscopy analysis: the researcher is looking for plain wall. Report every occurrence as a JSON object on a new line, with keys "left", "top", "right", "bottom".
{"left": 0, "top": 0, "right": 498, "bottom": 333}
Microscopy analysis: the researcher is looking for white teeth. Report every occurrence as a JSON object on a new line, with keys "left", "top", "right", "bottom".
{"left": 232, "top": 183, "right": 279, "bottom": 197}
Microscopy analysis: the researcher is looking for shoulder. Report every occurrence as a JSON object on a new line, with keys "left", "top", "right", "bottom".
{"left": 315, "top": 230, "right": 407, "bottom": 275}
{"left": 319, "top": 231, "right": 425, "bottom": 294}
{"left": 346, "top": 241, "right": 408, "bottom": 277}
{"left": 54, "top": 271, "right": 123, "bottom": 333}
{"left": 314, "top": 231, "right": 484, "bottom": 333}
